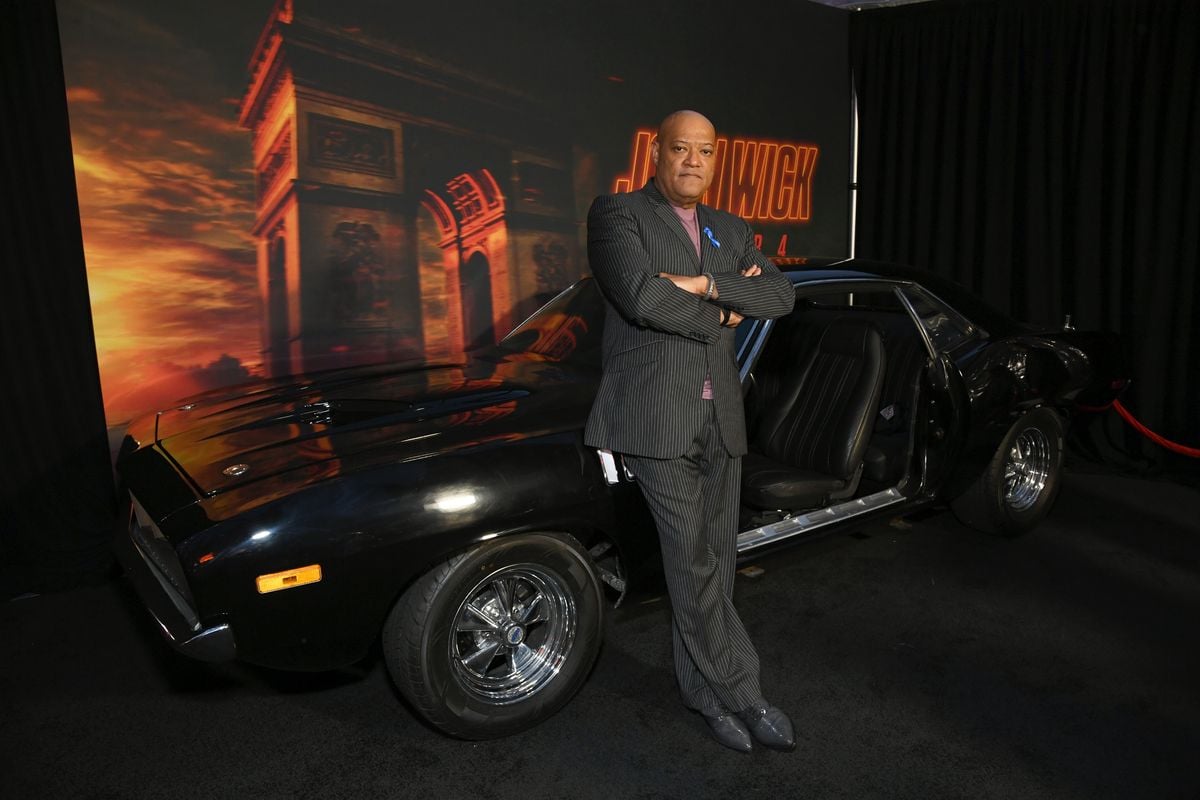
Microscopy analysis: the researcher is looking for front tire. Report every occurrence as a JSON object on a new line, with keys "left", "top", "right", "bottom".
{"left": 382, "top": 533, "right": 604, "bottom": 739}
{"left": 951, "top": 407, "right": 1065, "bottom": 536}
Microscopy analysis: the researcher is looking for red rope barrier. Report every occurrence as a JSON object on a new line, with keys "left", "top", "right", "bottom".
{"left": 1078, "top": 398, "right": 1200, "bottom": 458}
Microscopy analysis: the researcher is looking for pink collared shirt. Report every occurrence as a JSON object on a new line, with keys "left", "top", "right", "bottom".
{"left": 670, "top": 203, "right": 714, "bottom": 400}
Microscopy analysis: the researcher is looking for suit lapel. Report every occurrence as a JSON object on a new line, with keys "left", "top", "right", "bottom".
{"left": 643, "top": 181, "right": 701, "bottom": 271}
{"left": 697, "top": 206, "right": 716, "bottom": 269}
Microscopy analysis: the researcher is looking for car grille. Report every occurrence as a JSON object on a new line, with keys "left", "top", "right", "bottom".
{"left": 129, "top": 495, "right": 195, "bottom": 609}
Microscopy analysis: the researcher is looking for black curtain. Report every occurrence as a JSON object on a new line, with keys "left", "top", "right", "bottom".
{"left": 1, "top": 0, "right": 116, "bottom": 596}
{"left": 851, "top": 0, "right": 1200, "bottom": 478}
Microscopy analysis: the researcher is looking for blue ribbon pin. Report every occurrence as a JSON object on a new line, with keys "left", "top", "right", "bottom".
{"left": 703, "top": 226, "right": 721, "bottom": 248}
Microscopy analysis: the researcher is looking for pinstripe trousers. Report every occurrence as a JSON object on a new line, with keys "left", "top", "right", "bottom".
{"left": 623, "top": 402, "right": 764, "bottom": 715}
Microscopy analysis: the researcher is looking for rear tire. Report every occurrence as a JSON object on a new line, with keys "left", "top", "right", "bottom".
{"left": 951, "top": 407, "right": 1064, "bottom": 536}
{"left": 382, "top": 533, "right": 604, "bottom": 739}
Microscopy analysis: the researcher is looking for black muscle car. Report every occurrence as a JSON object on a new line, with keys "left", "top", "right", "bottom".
{"left": 113, "top": 258, "right": 1125, "bottom": 739}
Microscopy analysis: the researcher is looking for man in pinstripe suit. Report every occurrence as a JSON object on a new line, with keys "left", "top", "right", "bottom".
{"left": 585, "top": 110, "right": 797, "bottom": 753}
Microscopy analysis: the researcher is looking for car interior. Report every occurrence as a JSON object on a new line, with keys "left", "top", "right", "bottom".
{"left": 739, "top": 285, "right": 935, "bottom": 531}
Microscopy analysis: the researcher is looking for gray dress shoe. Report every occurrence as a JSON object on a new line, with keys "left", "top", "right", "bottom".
{"left": 737, "top": 703, "right": 796, "bottom": 752}
{"left": 703, "top": 711, "right": 754, "bottom": 753}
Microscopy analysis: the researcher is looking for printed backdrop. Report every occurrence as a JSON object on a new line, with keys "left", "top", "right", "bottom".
{"left": 58, "top": 0, "right": 850, "bottom": 424}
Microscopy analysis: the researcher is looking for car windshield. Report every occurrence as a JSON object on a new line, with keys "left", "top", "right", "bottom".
{"left": 495, "top": 279, "right": 605, "bottom": 365}
{"left": 898, "top": 286, "right": 983, "bottom": 352}
{"left": 900, "top": 272, "right": 1020, "bottom": 337}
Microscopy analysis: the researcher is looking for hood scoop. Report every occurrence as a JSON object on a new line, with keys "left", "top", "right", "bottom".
{"left": 191, "top": 389, "right": 531, "bottom": 453}
{"left": 206, "top": 398, "right": 418, "bottom": 439}
{"left": 157, "top": 384, "right": 535, "bottom": 497}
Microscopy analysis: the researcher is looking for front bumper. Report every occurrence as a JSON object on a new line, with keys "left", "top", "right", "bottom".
{"left": 112, "top": 495, "right": 236, "bottom": 662}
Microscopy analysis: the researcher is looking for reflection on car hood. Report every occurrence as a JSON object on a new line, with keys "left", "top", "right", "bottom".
{"left": 149, "top": 354, "right": 593, "bottom": 497}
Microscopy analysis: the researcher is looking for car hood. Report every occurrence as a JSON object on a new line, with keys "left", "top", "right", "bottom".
{"left": 146, "top": 354, "right": 594, "bottom": 498}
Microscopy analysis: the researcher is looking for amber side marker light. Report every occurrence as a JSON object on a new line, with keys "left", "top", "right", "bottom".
{"left": 256, "top": 565, "right": 322, "bottom": 594}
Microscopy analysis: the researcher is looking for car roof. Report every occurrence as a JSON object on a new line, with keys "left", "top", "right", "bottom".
{"left": 774, "top": 257, "right": 1020, "bottom": 334}
{"left": 775, "top": 256, "right": 932, "bottom": 284}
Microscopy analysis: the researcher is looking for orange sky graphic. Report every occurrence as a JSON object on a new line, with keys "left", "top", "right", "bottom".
{"left": 58, "top": 0, "right": 273, "bottom": 424}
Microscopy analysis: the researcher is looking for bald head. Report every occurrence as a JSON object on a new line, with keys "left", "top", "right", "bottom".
{"left": 652, "top": 110, "right": 717, "bottom": 208}
{"left": 658, "top": 110, "right": 716, "bottom": 139}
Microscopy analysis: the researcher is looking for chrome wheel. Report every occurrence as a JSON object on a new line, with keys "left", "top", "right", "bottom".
{"left": 385, "top": 533, "right": 604, "bottom": 738}
{"left": 1003, "top": 427, "right": 1050, "bottom": 512}
{"left": 449, "top": 564, "right": 576, "bottom": 705}
{"left": 951, "top": 408, "right": 1063, "bottom": 537}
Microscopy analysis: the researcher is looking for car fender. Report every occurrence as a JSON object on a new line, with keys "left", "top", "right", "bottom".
{"left": 167, "top": 432, "right": 638, "bottom": 670}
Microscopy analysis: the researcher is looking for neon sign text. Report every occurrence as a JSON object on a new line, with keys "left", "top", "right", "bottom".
{"left": 613, "top": 129, "right": 818, "bottom": 222}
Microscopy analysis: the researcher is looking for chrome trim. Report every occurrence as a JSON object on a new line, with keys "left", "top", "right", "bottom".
{"left": 736, "top": 488, "right": 906, "bottom": 553}
{"left": 893, "top": 287, "right": 938, "bottom": 361}
{"left": 176, "top": 623, "right": 235, "bottom": 662}
{"left": 128, "top": 499, "right": 201, "bottom": 633}
{"left": 1004, "top": 427, "right": 1050, "bottom": 511}
{"left": 738, "top": 318, "right": 774, "bottom": 382}
{"left": 449, "top": 564, "right": 577, "bottom": 705}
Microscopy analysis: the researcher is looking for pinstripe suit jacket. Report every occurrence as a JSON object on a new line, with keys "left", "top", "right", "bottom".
{"left": 584, "top": 180, "right": 795, "bottom": 459}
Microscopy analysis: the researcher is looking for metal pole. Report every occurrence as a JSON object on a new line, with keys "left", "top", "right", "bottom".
{"left": 848, "top": 68, "right": 860, "bottom": 260}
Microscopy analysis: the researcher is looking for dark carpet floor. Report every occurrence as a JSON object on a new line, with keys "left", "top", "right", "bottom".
{"left": 3, "top": 469, "right": 1199, "bottom": 800}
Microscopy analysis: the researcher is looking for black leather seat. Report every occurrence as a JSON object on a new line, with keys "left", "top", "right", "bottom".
{"left": 742, "top": 318, "right": 886, "bottom": 511}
